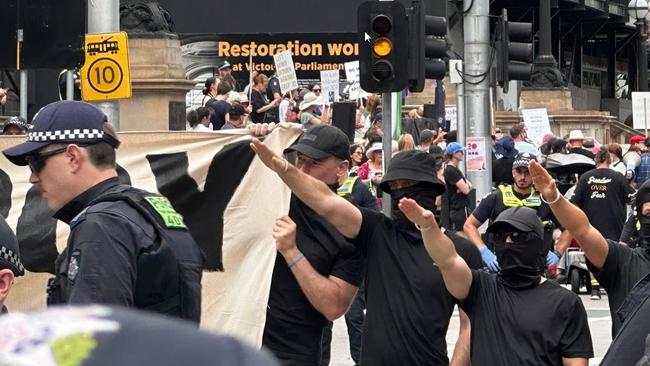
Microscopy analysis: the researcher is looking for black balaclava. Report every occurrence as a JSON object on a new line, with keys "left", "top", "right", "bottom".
{"left": 636, "top": 180, "right": 650, "bottom": 258}
{"left": 390, "top": 182, "right": 438, "bottom": 241}
{"left": 492, "top": 227, "right": 546, "bottom": 289}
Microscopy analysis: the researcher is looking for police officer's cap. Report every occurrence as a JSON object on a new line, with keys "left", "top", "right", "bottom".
{"left": 512, "top": 152, "right": 536, "bottom": 170}
{"left": 380, "top": 150, "right": 445, "bottom": 195}
{"left": 487, "top": 206, "right": 544, "bottom": 239}
{"left": 2, "top": 101, "right": 120, "bottom": 166}
{"left": 0, "top": 217, "right": 24, "bottom": 276}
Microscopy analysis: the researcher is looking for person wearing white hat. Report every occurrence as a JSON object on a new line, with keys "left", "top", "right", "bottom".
{"left": 299, "top": 92, "right": 330, "bottom": 128}
{"left": 567, "top": 130, "right": 594, "bottom": 159}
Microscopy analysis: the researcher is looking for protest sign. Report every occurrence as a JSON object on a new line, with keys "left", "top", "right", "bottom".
{"left": 320, "top": 70, "right": 340, "bottom": 104}
{"left": 521, "top": 108, "right": 552, "bottom": 146}
{"left": 466, "top": 136, "right": 487, "bottom": 171}
{"left": 632, "top": 92, "right": 650, "bottom": 132}
{"left": 344, "top": 61, "right": 372, "bottom": 100}
{"left": 273, "top": 50, "right": 299, "bottom": 95}
{"left": 2, "top": 125, "right": 303, "bottom": 347}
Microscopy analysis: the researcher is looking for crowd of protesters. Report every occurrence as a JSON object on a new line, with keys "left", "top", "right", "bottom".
{"left": 1, "top": 67, "right": 650, "bottom": 366}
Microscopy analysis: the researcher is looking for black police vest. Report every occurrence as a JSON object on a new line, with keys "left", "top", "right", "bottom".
{"left": 91, "top": 185, "right": 204, "bottom": 323}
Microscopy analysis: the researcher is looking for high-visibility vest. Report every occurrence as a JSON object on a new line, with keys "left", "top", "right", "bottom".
{"left": 497, "top": 184, "right": 542, "bottom": 208}
{"left": 337, "top": 176, "right": 359, "bottom": 197}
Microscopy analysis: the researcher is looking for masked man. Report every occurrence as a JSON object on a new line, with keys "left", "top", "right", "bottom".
{"left": 399, "top": 201, "right": 593, "bottom": 365}
{"left": 251, "top": 142, "right": 481, "bottom": 366}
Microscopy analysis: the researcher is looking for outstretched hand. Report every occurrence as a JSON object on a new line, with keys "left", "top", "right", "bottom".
{"left": 398, "top": 198, "right": 436, "bottom": 230}
{"left": 250, "top": 138, "right": 287, "bottom": 173}
{"left": 528, "top": 160, "right": 558, "bottom": 201}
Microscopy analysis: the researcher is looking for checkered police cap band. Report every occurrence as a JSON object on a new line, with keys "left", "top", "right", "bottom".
{"left": 26, "top": 128, "right": 105, "bottom": 142}
{"left": 0, "top": 245, "right": 24, "bottom": 276}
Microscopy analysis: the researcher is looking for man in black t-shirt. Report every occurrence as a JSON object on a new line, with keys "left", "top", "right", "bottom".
{"left": 251, "top": 144, "right": 481, "bottom": 366}
{"left": 265, "top": 76, "right": 282, "bottom": 122}
{"left": 399, "top": 203, "right": 593, "bottom": 365}
{"left": 464, "top": 153, "right": 560, "bottom": 272}
{"left": 261, "top": 125, "right": 363, "bottom": 365}
{"left": 444, "top": 142, "right": 472, "bottom": 232}
{"left": 530, "top": 160, "right": 650, "bottom": 339}
{"left": 205, "top": 82, "right": 232, "bottom": 130}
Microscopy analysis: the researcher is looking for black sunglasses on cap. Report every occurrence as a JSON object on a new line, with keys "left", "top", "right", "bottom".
{"left": 26, "top": 146, "right": 69, "bottom": 173}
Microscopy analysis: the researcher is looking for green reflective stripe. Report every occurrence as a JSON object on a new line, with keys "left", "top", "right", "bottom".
{"left": 636, "top": 219, "right": 641, "bottom": 231}
{"left": 337, "top": 177, "right": 358, "bottom": 197}
{"left": 498, "top": 184, "right": 542, "bottom": 208}
{"left": 144, "top": 196, "right": 187, "bottom": 229}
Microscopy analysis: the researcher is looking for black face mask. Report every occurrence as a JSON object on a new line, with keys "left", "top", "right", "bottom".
{"left": 493, "top": 232, "right": 546, "bottom": 289}
{"left": 390, "top": 183, "right": 437, "bottom": 241}
{"left": 638, "top": 215, "right": 650, "bottom": 258}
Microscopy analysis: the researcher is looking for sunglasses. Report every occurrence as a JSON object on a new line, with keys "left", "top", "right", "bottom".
{"left": 26, "top": 146, "right": 68, "bottom": 173}
{"left": 493, "top": 231, "right": 535, "bottom": 243}
{"left": 313, "top": 89, "right": 321, "bottom": 92}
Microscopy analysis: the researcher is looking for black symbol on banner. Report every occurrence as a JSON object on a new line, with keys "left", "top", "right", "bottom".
{"left": 87, "top": 37, "right": 119, "bottom": 56}
{"left": 147, "top": 141, "right": 255, "bottom": 271}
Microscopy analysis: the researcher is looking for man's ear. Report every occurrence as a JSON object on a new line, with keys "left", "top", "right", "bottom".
{"left": 0, "top": 269, "right": 15, "bottom": 304}
{"left": 66, "top": 144, "right": 87, "bottom": 172}
{"left": 337, "top": 160, "right": 350, "bottom": 177}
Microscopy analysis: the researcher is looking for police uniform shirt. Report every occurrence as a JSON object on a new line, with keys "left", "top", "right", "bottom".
{"left": 471, "top": 186, "right": 556, "bottom": 226}
{"left": 459, "top": 271, "right": 594, "bottom": 365}
{"left": 586, "top": 239, "right": 650, "bottom": 337}
{"left": 350, "top": 207, "right": 482, "bottom": 366}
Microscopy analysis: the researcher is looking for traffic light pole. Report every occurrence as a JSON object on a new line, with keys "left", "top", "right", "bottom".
{"left": 381, "top": 91, "right": 397, "bottom": 217}
{"left": 88, "top": 0, "right": 120, "bottom": 130}
{"left": 463, "top": 0, "right": 492, "bottom": 204}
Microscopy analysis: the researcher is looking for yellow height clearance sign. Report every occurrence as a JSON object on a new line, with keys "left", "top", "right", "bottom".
{"left": 81, "top": 32, "right": 132, "bottom": 101}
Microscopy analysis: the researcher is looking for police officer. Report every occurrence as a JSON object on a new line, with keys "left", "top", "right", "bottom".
{"left": 2, "top": 101, "right": 203, "bottom": 323}
{"left": 0, "top": 216, "right": 24, "bottom": 315}
{"left": 464, "top": 152, "right": 560, "bottom": 271}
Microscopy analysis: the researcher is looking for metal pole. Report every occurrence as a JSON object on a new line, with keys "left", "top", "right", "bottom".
{"left": 66, "top": 70, "right": 75, "bottom": 101}
{"left": 17, "top": 29, "right": 27, "bottom": 120}
{"left": 88, "top": 0, "right": 120, "bottom": 130}
{"left": 456, "top": 82, "right": 466, "bottom": 174}
{"left": 381, "top": 92, "right": 397, "bottom": 217}
{"left": 463, "top": 0, "right": 492, "bottom": 204}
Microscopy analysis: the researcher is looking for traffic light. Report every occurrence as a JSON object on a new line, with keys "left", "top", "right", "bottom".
{"left": 358, "top": 1, "right": 409, "bottom": 93}
{"left": 496, "top": 9, "right": 533, "bottom": 93}
{"left": 407, "top": 0, "right": 448, "bottom": 92}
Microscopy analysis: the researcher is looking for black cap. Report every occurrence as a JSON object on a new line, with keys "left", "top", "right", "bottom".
{"left": 487, "top": 206, "right": 544, "bottom": 239}
{"left": 218, "top": 60, "right": 233, "bottom": 70}
{"left": 229, "top": 104, "right": 246, "bottom": 119}
{"left": 2, "top": 101, "right": 120, "bottom": 166}
{"left": 0, "top": 306, "right": 280, "bottom": 366}
{"left": 2, "top": 117, "right": 28, "bottom": 133}
{"left": 512, "top": 152, "right": 536, "bottom": 170}
{"left": 379, "top": 150, "right": 445, "bottom": 195}
{"left": 284, "top": 125, "right": 349, "bottom": 161}
{"left": 0, "top": 216, "right": 24, "bottom": 276}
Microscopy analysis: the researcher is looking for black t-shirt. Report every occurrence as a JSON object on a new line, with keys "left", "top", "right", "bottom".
{"left": 250, "top": 89, "right": 269, "bottom": 123}
{"left": 570, "top": 168, "right": 633, "bottom": 241}
{"left": 265, "top": 77, "right": 282, "bottom": 122}
{"left": 569, "top": 147, "right": 595, "bottom": 159}
{"left": 350, "top": 179, "right": 380, "bottom": 211}
{"left": 262, "top": 196, "right": 364, "bottom": 364}
{"left": 205, "top": 99, "right": 231, "bottom": 130}
{"left": 586, "top": 239, "right": 650, "bottom": 337}
{"left": 444, "top": 164, "right": 471, "bottom": 210}
{"left": 471, "top": 188, "right": 555, "bottom": 225}
{"left": 459, "top": 271, "right": 594, "bottom": 365}
{"left": 351, "top": 208, "right": 481, "bottom": 366}
{"left": 492, "top": 157, "right": 515, "bottom": 185}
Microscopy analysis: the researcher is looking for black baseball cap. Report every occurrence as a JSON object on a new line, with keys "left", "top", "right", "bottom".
{"left": 229, "top": 104, "right": 246, "bottom": 119}
{"left": 0, "top": 216, "right": 24, "bottom": 276}
{"left": 379, "top": 149, "right": 445, "bottom": 195}
{"left": 487, "top": 206, "right": 544, "bottom": 239}
{"left": 512, "top": 152, "right": 536, "bottom": 170}
{"left": 2, "top": 101, "right": 120, "bottom": 166}
{"left": 284, "top": 125, "right": 349, "bottom": 161}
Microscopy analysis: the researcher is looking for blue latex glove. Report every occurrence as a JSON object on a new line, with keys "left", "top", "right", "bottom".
{"left": 546, "top": 251, "right": 560, "bottom": 266}
{"left": 479, "top": 246, "right": 500, "bottom": 272}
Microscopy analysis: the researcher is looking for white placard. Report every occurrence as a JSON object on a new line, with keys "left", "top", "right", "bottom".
{"left": 273, "top": 50, "right": 299, "bottom": 95}
{"left": 632, "top": 92, "right": 650, "bottom": 131}
{"left": 466, "top": 136, "right": 487, "bottom": 171}
{"left": 320, "top": 70, "right": 340, "bottom": 104}
{"left": 344, "top": 61, "right": 372, "bottom": 100}
{"left": 445, "top": 106, "right": 457, "bottom": 131}
{"left": 521, "top": 108, "right": 552, "bottom": 146}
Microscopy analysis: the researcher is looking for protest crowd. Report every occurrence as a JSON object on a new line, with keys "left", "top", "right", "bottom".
{"left": 1, "top": 63, "right": 650, "bottom": 366}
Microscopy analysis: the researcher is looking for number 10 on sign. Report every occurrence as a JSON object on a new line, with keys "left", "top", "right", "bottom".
{"left": 81, "top": 32, "right": 132, "bottom": 101}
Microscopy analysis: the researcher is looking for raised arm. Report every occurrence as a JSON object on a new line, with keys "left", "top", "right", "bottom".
{"left": 250, "top": 138, "right": 363, "bottom": 239}
{"left": 398, "top": 197, "right": 472, "bottom": 300}
{"left": 528, "top": 160, "right": 609, "bottom": 268}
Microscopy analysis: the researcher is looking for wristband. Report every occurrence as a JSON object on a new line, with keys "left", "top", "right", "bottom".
{"left": 281, "top": 159, "right": 289, "bottom": 173}
{"left": 288, "top": 252, "right": 304, "bottom": 269}
{"left": 415, "top": 222, "right": 434, "bottom": 232}
{"left": 540, "top": 188, "right": 561, "bottom": 204}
